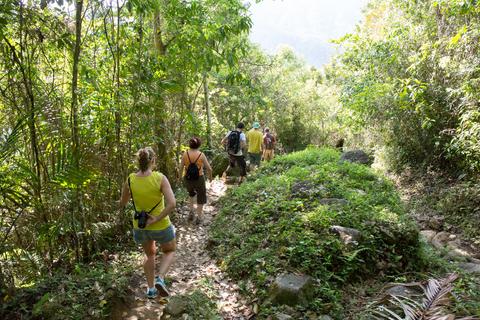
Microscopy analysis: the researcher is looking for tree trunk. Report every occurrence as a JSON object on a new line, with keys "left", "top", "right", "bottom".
{"left": 71, "top": 0, "right": 84, "bottom": 263}
{"left": 153, "top": 7, "right": 174, "bottom": 180}
{"left": 203, "top": 74, "right": 212, "bottom": 150}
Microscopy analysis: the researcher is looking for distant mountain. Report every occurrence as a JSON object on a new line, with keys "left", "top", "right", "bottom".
{"left": 249, "top": 0, "right": 369, "bottom": 67}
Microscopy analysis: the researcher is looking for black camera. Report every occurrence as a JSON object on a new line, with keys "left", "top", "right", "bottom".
{"left": 134, "top": 211, "right": 148, "bottom": 229}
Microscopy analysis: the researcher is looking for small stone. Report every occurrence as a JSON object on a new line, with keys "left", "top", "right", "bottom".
{"left": 273, "top": 313, "right": 293, "bottom": 320}
{"left": 165, "top": 296, "right": 189, "bottom": 316}
{"left": 330, "top": 225, "right": 361, "bottom": 245}
{"left": 319, "top": 316, "right": 333, "bottom": 320}
{"left": 270, "top": 274, "right": 314, "bottom": 306}
{"left": 457, "top": 262, "right": 480, "bottom": 274}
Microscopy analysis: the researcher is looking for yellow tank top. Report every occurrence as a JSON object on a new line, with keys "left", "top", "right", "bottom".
{"left": 129, "top": 171, "right": 171, "bottom": 230}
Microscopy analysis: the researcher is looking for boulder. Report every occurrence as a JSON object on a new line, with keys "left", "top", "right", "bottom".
{"left": 164, "top": 296, "right": 189, "bottom": 316}
{"left": 431, "top": 231, "right": 451, "bottom": 249}
{"left": 340, "top": 150, "right": 371, "bottom": 165}
{"left": 291, "top": 181, "right": 326, "bottom": 199}
{"left": 419, "top": 230, "right": 437, "bottom": 243}
{"left": 428, "top": 215, "right": 444, "bottom": 230}
{"left": 385, "top": 285, "right": 421, "bottom": 297}
{"left": 457, "top": 262, "right": 480, "bottom": 274}
{"left": 330, "top": 225, "right": 361, "bottom": 245}
{"left": 270, "top": 274, "right": 314, "bottom": 306}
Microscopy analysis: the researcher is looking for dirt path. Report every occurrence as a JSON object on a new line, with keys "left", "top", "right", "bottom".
{"left": 117, "top": 179, "right": 253, "bottom": 320}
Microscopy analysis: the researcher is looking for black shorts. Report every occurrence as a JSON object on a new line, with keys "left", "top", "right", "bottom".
{"left": 228, "top": 154, "right": 247, "bottom": 177}
{"left": 184, "top": 175, "right": 207, "bottom": 204}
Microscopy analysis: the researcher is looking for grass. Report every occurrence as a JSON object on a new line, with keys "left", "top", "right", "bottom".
{"left": 209, "top": 147, "right": 424, "bottom": 318}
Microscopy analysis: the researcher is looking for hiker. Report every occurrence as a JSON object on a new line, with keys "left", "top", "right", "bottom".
{"left": 119, "top": 147, "right": 176, "bottom": 299}
{"left": 262, "top": 128, "right": 276, "bottom": 162}
{"left": 221, "top": 122, "right": 247, "bottom": 184}
{"left": 179, "top": 137, "right": 213, "bottom": 225}
{"left": 246, "top": 121, "right": 263, "bottom": 170}
{"left": 335, "top": 138, "right": 345, "bottom": 152}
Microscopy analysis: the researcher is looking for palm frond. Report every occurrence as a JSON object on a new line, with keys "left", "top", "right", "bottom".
{"left": 368, "top": 273, "right": 476, "bottom": 320}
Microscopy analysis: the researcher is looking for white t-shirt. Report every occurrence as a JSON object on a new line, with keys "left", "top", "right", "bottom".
{"left": 224, "top": 131, "right": 246, "bottom": 156}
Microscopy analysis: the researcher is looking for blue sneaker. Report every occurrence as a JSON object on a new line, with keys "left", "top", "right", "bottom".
{"left": 155, "top": 276, "right": 170, "bottom": 297}
{"left": 146, "top": 287, "right": 158, "bottom": 299}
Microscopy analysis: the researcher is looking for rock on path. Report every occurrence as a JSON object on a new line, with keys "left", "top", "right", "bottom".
{"left": 117, "top": 180, "right": 253, "bottom": 320}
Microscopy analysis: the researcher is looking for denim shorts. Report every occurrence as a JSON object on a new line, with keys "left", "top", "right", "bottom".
{"left": 133, "top": 224, "right": 175, "bottom": 245}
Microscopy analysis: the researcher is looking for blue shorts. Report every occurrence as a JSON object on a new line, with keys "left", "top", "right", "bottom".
{"left": 133, "top": 225, "right": 176, "bottom": 245}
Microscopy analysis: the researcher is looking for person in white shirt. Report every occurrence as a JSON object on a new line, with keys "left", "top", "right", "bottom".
{"left": 221, "top": 122, "right": 247, "bottom": 184}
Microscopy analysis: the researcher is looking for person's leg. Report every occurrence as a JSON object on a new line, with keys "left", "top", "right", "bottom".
{"left": 223, "top": 154, "right": 236, "bottom": 182}
{"left": 158, "top": 239, "right": 176, "bottom": 280}
{"left": 254, "top": 153, "right": 261, "bottom": 168}
{"left": 237, "top": 155, "right": 247, "bottom": 184}
{"left": 188, "top": 196, "right": 195, "bottom": 211}
{"left": 265, "top": 150, "right": 273, "bottom": 162}
{"left": 184, "top": 179, "right": 196, "bottom": 220}
{"left": 195, "top": 177, "right": 207, "bottom": 223}
{"left": 248, "top": 152, "right": 255, "bottom": 171}
{"left": 142, "top": 240, "right": 156, "bottom": 289}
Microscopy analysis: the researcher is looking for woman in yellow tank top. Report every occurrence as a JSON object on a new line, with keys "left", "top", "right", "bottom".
{"left": 119, "top": 147, "right": 176, "bottom": 299}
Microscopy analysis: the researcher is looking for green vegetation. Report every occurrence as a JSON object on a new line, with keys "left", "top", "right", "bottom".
{"left": 209, "top": 148, "right": 422, "bottom": 317}
{"left": 1, "top": 0, "right": 480, "bottom": 318}
{"left": 0, "top": 254, "right": 136, "bottom": 319}
{"left": 328, "top": 0, "right": 480, "bottom": 173}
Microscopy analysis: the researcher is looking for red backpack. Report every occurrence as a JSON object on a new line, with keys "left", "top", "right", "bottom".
{"left": 264, "top": 133, "right": 274, "bottom": 150}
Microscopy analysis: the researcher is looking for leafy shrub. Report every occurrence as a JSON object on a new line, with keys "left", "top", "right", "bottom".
{"left": 209, "top": 147, "right": 422, "bottom": 316}
{"left": 0, "top": 257, "right": 134, "bottom": 320}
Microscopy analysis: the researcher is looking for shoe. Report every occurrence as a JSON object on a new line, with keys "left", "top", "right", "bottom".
{"left": 155, "top": 276, "right": 170, "bottom": 297}
{"left": 194, "top": 215, "right": 203, "bottom": 225}
{"left": 146, "top": 287, "right": 158, "bottom": 299}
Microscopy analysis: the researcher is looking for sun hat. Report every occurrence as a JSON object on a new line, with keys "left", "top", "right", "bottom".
{"left": 252, "top": 122, "right": 260, "bottom": 129}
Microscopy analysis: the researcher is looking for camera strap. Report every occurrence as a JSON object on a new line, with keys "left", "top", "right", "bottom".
{"left": 128, "top": 176, "right": 162, "bottom": 214}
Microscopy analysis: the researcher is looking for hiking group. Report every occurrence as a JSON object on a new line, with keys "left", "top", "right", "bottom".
{"left": 119, "top": 122, "right": 276, "bottom": 299}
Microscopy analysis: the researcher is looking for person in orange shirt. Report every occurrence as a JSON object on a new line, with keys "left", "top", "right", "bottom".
{"left": 263, "top": 128, "right": 276, "bottom": 162}
{"left": 179, "top": 137, "right": 213, "bottom": 224}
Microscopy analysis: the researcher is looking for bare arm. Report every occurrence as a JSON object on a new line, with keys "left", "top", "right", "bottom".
{"left": 202, "top": 153, "right": 213, "bottom": 180}
{"left": 147, "top": 175, "right": 176, "bottom": 226}
{"left": 119, "top": 181, "right": 130, "bottom": 208}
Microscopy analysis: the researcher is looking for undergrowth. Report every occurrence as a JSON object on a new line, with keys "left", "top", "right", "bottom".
{"left": 209, "top": 147, "right": 425, "bottom": 318}
{"left": 0, "top": 252, "right": 137, "bottom": 320}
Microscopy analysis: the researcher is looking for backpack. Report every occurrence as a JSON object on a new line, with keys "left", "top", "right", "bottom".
{"left": 264, "top": 133, "right": 274, "bottom": 150}
{"left": 185, "top": 152, "right": 202, "bottom": 181}
{"left": 227, "top": 131, "right": 241, "bottom": 154}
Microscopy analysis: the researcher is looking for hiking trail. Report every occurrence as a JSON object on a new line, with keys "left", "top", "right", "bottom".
{"left": 115, "top": 179, "right": 254, "bottom": 320}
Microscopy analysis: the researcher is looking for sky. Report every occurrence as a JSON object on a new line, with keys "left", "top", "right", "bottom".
{"left": 248, "top": 0, "right": 370, "bottom": 67}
